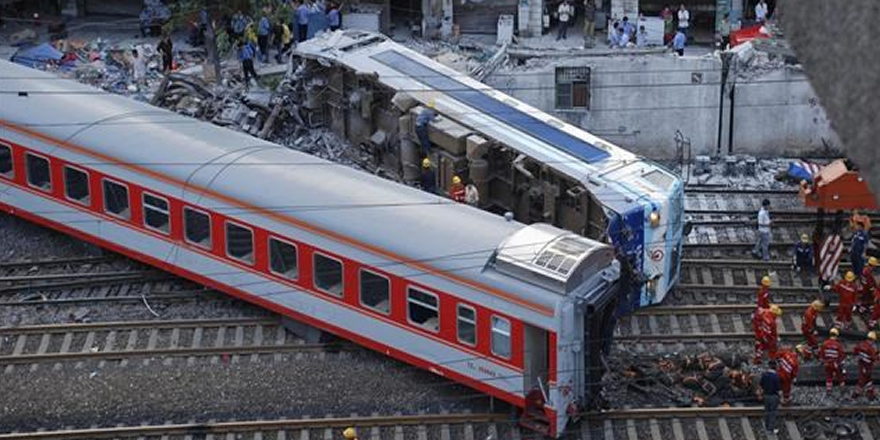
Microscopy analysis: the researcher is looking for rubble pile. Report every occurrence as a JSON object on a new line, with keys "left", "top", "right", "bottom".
{"left": 603, "top": 353, "right": 759, "bottom": 408}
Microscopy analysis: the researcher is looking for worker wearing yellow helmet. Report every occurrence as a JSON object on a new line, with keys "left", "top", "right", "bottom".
{"left": 830, "top": 271, "right": 858, "bottom": 329}
{"left": 853, "top": 332, "right": 880, "bottom": 399}
{"left": 419, "top": 157, "right": 436, "bottom": 194}
{"left": 858, "top": 256, "right": 879, "bottom": 316}
{"left": 793, "top": 233, "right": 814, "bottom": 274}
{"left": 801, "top": 300, "right": 824, "bottom": 359}
{"left": 416, "top": 101, "right": 438, "bottom": 154}
{"left": 343, "top": 427, "right": 358, "bottom": 440}
{"left": 450, "top": 175, "right": 466, "bottom": 203}
{"left": 819, "top": 327, "right": 846, "bottom": 391}
{"left": 757, "top": 275, "right": 773, "bottom": 308}
{"left": 776, "top": 345, "right": 800, "bottom": 405}
{"left": 753, "top": 304, "right": 781, "bottom": 363}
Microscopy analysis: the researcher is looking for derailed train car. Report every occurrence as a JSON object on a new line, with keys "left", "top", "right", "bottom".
{"left": 290, "top": 31, "right": 684, "bottom": 313}
{"left": 1, "top": 59, "right": 619, "bottom": 436}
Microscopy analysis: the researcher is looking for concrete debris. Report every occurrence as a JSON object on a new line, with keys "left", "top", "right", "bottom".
{"left": 470, "top": 43, "right": 509, "bottom": 81}
{"left": 684, "top": 155, "right": 830, "bottom": 190}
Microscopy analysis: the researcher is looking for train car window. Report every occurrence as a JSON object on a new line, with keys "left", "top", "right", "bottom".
{"left": 313, "top": 253, "right": 343, "bottom": 296}
{"left": 143, "top": 193, "right": 170, "bottom": 234}
{"left": 407, "top": 287, "right": 439, "bottom": 333}
{"left": 0, "top": 143, "right": 13, "bottom": 178}
{"left": 268, "top": 237, "right": 298, "bottom": 279}
{"left": 456, "top": 304, "right": 477, "bottom": 346}
{"left": 183, "top": 207, "right": 212, "bottom": 249}
{"left": 225, "top": 222, "right": 254, "bottom": 264}
{"left": 102, "top": 179, "right": 130, "bottom": 219}
{"left": 359, "top": 269, "right": 390, "bottom": 314}
{"left": 491, "top": 316, "right": 512, "bottom": 359}
{"left": 25, "top": 153, "right": 51, "bottom": 191}
{"left": 63, "top": 166, "right": 90, "bottom": 205}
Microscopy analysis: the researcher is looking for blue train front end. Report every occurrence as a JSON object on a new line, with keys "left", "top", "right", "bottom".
{"left": 599, "top": 163, "right": 684, "bottom": 315}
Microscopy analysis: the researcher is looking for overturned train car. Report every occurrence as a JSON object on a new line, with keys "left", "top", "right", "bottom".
{"left": 292, "top": 31, "right": 684, "bottom": 312}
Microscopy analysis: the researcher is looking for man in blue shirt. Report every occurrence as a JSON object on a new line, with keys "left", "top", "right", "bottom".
{"left": 760, "top": 360, "right": 781, "bottom": 435}
{"left": 297, "top": 1, "right": 311, "bottom": 42}
{"left": 238, "top": 40, "right": 258, "bottom": 86}
{"left": 232, "top": 11, "right": 247, "bottom": 42}
{"left": 852, "top": 222, "right": 870, "bottom": 276}
{"left": 416, "top": 104, "right": 438, "bottom": 154}
{"left": 258, "top": 13, "right": 271, "bottom": 62}
{"left": 672, "top": 30, "right": 686, "bottom": 55}
{"left": 328, "top": 3, "right": 341, "bottom": 31}
{"left": 794, "top": 233, "right": 814, "bottom": 274}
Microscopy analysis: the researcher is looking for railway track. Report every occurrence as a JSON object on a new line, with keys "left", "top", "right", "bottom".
{"left": 581, "top": 406, "right": 880, "bottom": 440}
{"left": 0, "top": 412, "right": 513, "bottom": 440}
{"left": 0, "top": 317, "right": 343, "bottom": 367}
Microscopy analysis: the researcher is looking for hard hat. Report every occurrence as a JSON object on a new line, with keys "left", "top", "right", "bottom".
{"left": 421, "top": 158, "right": 431, "bottom": 168}
{"left": 870, "top": 257, "right": 879, "bottom": 267}
{"left": 811, "top": 299, "right": 825, "bottom": 311}
{"left": 801, "top": 233, "right": 810, "bottom": 243}
{"left": 426, "top": 100, "right": 436, "bottom": 109}
{"left": 769, "top": 304, "right": 782, "bottom": 316}
{"left": 845, "top": 271, "right": 856, "bottom": 282}
{"left": 343, "top": 427, "right": 357, "bottom": 439}
{"left": 795, "top": 343, "right": 806, "bottom": 353}
{"left": 452, "top": 175, "right": 462, "bottom": 185}
{"left": 761, "top": 276, "right": 771, "bottom": 287}
{"left": 830, "top": 327, "right": 840, "bottom": 337}
{"left": 869, "top": 331, "right": 879, "bottom": 341}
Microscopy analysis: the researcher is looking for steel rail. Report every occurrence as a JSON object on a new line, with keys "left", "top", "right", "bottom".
{"left": 587, "top": 405, "right": 880, "bottom": 419}
{"left": 0, "top": 413, "right": 509, "bottom": 439}
{"left": 0, "top": 255, "right": 119, "bottom": 270}
{"left": 0, "top": 317, "right": 277, "bottom": 335}
{"left": 0, "top": 273, "right": 176, "bottom": 294}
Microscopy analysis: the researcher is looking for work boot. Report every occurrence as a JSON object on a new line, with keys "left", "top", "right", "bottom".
{"left": 827, "top": 381, "right": 833, "bottom": 392}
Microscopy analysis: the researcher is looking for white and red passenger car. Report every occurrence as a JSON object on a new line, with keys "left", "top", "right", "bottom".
{"left": 0, "top": 60, "right": 619, "bottom": 436}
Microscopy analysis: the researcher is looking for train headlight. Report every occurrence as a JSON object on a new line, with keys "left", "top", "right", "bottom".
{"left": 649, "top": 210, "right": 661, "bottom": 228}
{"left": 646, "top": 275, "right": 661, "bottom": 294}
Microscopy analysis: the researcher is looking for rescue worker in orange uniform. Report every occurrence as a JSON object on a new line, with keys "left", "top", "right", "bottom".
{"left": 450, "top": 175, "right": 466, "bottom": 203}
{"left": 776, "top": 345, "right": 801, "bottom": 405}
{"left": 871, "top": 284, "right": 880, "bottom": 328}
{"left": 819, "top": 327, "right": 846, "bottom": 391}
{"left": 860, "top": 257, "right": 879, "bottom": 315}
{"left": 853, "top": 331, "right": 879, "bottom": 399}
{"left": 754, "top": 304, "right": 782, "bottom": 364}
{"left": 828, "top": 271, "right": 858, "bottom": 328}
{"left": 757, "top": 275, "right": 773, "bottom": 309}
{"left": 802, "top": 300, "right": 824, "bottom": 358}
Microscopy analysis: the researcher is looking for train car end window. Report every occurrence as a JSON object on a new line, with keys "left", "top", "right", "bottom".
{"left": 314, "top": 253, "right": 343, "bottom": 296}
{"left": 63, "top": 166, "right": 90, "bottom": 205}
{"left": 184, "top": 207, "right": 212, "bottom": 249}
{"left": 102, "top": 179, "right": 130, "bottom": 219}
{"left": 491, "top": 316, "right": 512, "bottom": 359}
{"left": 143, "top": 193, "right": 170, "bottom": 234}
{"left": 0, "top": 143, "right": 13, "bottom": 178}
{"left": 407, "top": 287, "right": 439, "bottom": 333}
{"left": 359, "top": 269, "right": 390, "bottom": 314}
{"left": 25, "top": 153, "right": 51, "bottom": 191}
{"left": 268, "top": 238, "right": 298, "bottom": 279}
{"left": 457, "top": 304, "right": 477, "bottom": 346}
{"left": 225, "top": 222, "right": 254, "bottom": 264}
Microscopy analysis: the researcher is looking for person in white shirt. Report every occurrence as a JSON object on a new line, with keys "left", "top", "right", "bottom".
{"left": 557, "top": 0, "right": 574, "bottom": 40}
{"left": 755, "top": 0, "right": 768, "bottom": 22}
{"left": 752, "top": 198, "right": 772, "bottom": 261}
{"left": 677, "top": 3, "right": 690, "bottom": 34}
{"left": 619, "top": 27, "right": 630, "bottom": 47}
{"left": 637, "top": 25, "right": 647, "bottom": 47}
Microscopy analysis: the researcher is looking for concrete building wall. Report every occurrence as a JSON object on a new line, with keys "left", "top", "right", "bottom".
{"left": 485, "top": 54, "right": 839, "bottom": 159}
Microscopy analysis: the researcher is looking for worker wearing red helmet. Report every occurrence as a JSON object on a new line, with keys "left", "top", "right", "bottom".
{"left": 753, "top": 304, "right": 782, "bottom": 364}
{"left": 801, "top": 300, "right": 824, "bottom": 359}
{"left": 828, "top": 271, "right": 858, "bottom": 328}
{"left": 860, "top": 257, "right": 879, "bottom": 314}
{"left": 819, "top": 327, "right": 847, "bottom": 392}
{"left": 450, "top": 175, "right": 466, "bottom": 203}
{"left": 756, "top": 275, "right": 773, "bottom": 309}
{"left": 776, "top": 345, "right": 801, "bottom": 405}
{"left": 853, "top": 331, "right": 879, "bottom": 400}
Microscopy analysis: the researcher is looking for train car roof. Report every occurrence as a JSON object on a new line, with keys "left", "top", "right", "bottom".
{"left": 295, "top": 31, "right": 679, "bottom": 213}
{"left": 0, "top": 59, "right": 615, "bottom": 319}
